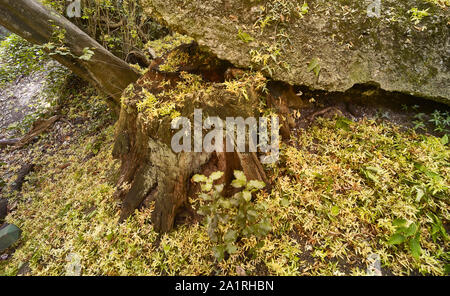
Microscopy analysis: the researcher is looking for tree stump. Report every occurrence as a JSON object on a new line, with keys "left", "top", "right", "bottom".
{"left": 113, "top": 43, "right": 272, "bottom": 233}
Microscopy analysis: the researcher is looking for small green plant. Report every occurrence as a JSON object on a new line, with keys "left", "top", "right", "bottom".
{"left": 307, "top": 57, "right": 321, "bottom": 77}
{"left": 428, "top": 212, "right": 449, "bottom": 243}
{"left": 237, "top": 29, "right": 254, "bottom": 43}
{"left": 193, "top": 170, "right": 271, "bottom": 261}
{"left": 408, "top": 8, "right": 430, "bottom": 25}
{"left": 412, "top": 113, "right": 426, "bottom": 131}
{"left": 0, "top": 34, "right": 46, "bottom": 85}
{"left": 428, "top": 110, "right": 450, "bottom": 133}
{"left": 388, "top": 219, "right": 422, "bottom": 260}
{"left": 298, "top": 2, "right": 309, "bottom": 17}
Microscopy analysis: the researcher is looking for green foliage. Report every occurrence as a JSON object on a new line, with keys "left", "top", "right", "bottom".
{"left": 42, "top": 0, "right": 168, "bottom": 60}
{"left": 237, "top": 30, "right": 254, "bottom": 43}
{"left": 408, "top": 8, "right": 430, "bottom": 25}
{"left": 255, "top": 0, "right": 309, "bottom": 30}
{"left": 429, "top": 110, "right": 450, "bottom": 133}
{"left": 193, "top": 171, "right": 271, "bottom": 261}
{"left": 0, "top": 34, "right": 46, "bottom": 86}
{"left": 307, "top": 57, "right": 321, "bottom": 77}
{"left": 388, "top": 219, "right": 422, "bottom": 260}
{"left": 428, "top": 212, "right": 449, "bottom": 243}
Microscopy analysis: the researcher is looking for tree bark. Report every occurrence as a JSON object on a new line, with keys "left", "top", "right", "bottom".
{"left": 0, "top": 0, "right": 141, "bottom": 111}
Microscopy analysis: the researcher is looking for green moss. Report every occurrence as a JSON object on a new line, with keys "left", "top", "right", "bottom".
{"left": 2, "top": 114, "right": 448, "bottom": 275}
{"left": 145, "top": 32, "right": 194, "bottom": 58}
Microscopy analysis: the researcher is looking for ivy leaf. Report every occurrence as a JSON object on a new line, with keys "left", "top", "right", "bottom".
{"left": 257, "top": 220, "right": 272, "bottom": 236}
{"left": 224, "top": 230, "right": 238, "bottom": 243}
{"left": 192, "top": 174, "right": 208, "bottom": 183}
{"left": 79, "top": 48, "right": 95, "bottom": 61}
{"left": 209, "top": 171, "right": 224, "bottom": 181}
{"left": 247, "top": 180, "right": 266, "bottom": 190}
{"left": 201, "top": 182, "right": 213, "bottom": 192}
{"left": 213, "top": 245, "right": 226, "bottom": 261}
{"left": 214, "top": 184, "right": 224, "bottom": 193}
{"left": 234, "top": 170, "right": 247, "bottom": 183}
{"left": 243, "top": 190, "right": 252, "bottom": 202}
{"left": 226, "top": 243, "right": 238, "bottom": 254}
{"left": 388, "top": 233, "right": 406, "bottom": 245}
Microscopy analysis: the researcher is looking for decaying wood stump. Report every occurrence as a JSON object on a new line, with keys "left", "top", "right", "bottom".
{"left": 113, "top": 43, "right": 300, "bottom": 233}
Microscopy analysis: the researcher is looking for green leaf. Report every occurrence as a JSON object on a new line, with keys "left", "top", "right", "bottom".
{"left": 409, "top": 236, "right": 421, "bottom": 260}
{"left": 247, "top": 180, "right": 266, "bottom": 190}
{"left": 441, "top": 134, "right": 448, "bottom": 145}
{"left": 199, "top": 193, "right": 211, "bottom": 201}
{"left": 257, "top": 220, "right": 272, "bottom": 236}
{"left": 201, "top": 182, "right": 213, "bottom": 192}
{"left": 336, "top": 117, "right": 353, "bottom": 131}
{"left": 307, "top": 57, "right": 319, "bottom": 72}
{"left": 361, "top": 169, "right": 378, "bottom": 183}
{"left": 214, "top": 184, "right": 224, "bottom": 193}
{"left": 247, "top": 209, "right": 258, "bottom": 218}
{"left": 388, "top": 233, "right": 406, "bottom": 245}
{"left": 79, "top": 48, "right": 95, "bottom": 61}
{"left": 405, "top": 222, "right": 418, "bottom": 237}
{"left": 243, "top": 190, "right": 252, "bottom": 202}
{"left": 237, "top": 30, "right": 254, "bottom": 43}
{"left": 226, "top": 243, "right": 238, "bottom": 254}
{"left": 233, "top": 170, "right": 247, "bottom": 183}
{"left": 224, "top": 230, "right": 238, "bottom": 243}
{"left": 218, "top": 199, "right": 231, "bottom": 209}
{"left": 393, "top": 218, "right": 408, "bottom": 228}
{"left": 209, "top": 171, "right": 224, "bottom": 181}
{"left": 307, "top": 58, "right": 321, "bottom": 77}
{"left": 213, "top": 245, "right": 226, "bottom": 261}
{"left": 192, "top": 174, "right": 208, "bottom": 183}
{"left": 280, "top": 198, "right": 290, "bottom": 207}
{"left": 231, "top": 179, "right": 247, "bottom": 188}
{"left": 415, "top": 187, "right": 425, "bottom": 203}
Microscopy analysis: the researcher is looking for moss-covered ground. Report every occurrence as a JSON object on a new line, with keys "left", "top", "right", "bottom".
{"left": 1, "top": 87, "right": 448, "bottom": 275}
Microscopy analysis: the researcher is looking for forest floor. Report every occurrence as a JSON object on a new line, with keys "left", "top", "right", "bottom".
{"left": 0, "top": 38, "right": 449, "bottom": 276}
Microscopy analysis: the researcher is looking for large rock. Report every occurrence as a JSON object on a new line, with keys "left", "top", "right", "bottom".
{"left": 0, "top": 25, "right": 9, "bottom": 39}
{"left": 143, "top": 0, "right": 450, "bottom": 104}
{"left": 0, "top": 224, "right": 21, "bottom": 251}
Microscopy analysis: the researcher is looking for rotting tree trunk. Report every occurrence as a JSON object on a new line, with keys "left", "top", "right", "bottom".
{"left": 0, "top": 0, "right": 141, "bottom": 112}
{"left": 113, "top": 43, "right": 278, "bottom": 233}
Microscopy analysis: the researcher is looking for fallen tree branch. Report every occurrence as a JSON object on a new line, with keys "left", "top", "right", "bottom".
{"left": 13, "top": 115, "right": 60, "bottom": 149}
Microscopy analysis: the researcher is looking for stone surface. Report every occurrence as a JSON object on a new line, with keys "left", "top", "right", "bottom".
{"left": 0, "top": 223, "right": 21, "bottom": 251}
{"left": 0, "top": 25, "right": 9, "bottom": 39}
{"left": 143, "top": 0, "right": 450, "bottom": 104}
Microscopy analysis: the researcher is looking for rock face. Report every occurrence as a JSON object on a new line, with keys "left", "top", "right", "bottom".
{"left": 143, "top": 0, "right": 450, "bottom": 104}
{"left": 0, "top": 25, "right": 9, "bottom": 39}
